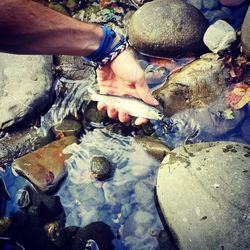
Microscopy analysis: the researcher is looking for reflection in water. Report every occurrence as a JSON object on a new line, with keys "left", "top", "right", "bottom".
{"left": 60, "top": 129, "right": 163, "bottom": 249}
{"left": 153, "top": 98, "right": 249, "bottom": 148}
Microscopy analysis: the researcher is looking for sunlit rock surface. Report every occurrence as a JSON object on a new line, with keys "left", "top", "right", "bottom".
{"left": 128, "top": 0, "right": 208, "bottom": 58}
{"left": 157, "top": 141, "right": 250, "bottom": 250}
{"left": 0, "top": 54, "right": 53, "bottom": 130}
{"left": 0, "top": 128, "right": 54, "bottom": 167}
{"left": 13, "top": 136, "right": 77, "bottom": 194}
{"left": 54, "top": 55, "right": 91, "bottom": 80}
{"left": 153, "top": 54, "right": 228, "bottom": 116}
{"left": 241, "top": 6, "right": 250, "bottom": 59}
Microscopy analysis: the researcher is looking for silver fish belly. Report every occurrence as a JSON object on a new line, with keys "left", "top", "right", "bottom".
{"left": 90, "top": 93, "right": 163, "bottom": 120}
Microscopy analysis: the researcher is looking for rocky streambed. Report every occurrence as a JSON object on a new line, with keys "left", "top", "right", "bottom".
{"left": 1, "top": 0, "right": 250, "bottom": 250}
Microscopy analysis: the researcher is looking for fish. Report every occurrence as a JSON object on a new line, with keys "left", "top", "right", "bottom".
{"left": 0, "top": 177, "right": 10, "bottom": 218}
{"left": 88, "top": 91, "right": 164, "bottom": 121}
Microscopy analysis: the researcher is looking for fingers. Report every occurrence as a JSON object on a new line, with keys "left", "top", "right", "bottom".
{"left": 134, "top": 117, "right": 148, "bottom": 125}
{"left": 135, "top": 80, "right": 159, "bottom": 106}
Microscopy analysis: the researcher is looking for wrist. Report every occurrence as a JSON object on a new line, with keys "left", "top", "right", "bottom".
{"left": 83, "top": 25, "right": 128, "bottom": 68}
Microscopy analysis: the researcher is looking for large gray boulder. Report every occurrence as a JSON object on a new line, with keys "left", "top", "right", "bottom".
{"left": 128, "top": 0, "right": 208, "bottom": 58}
{"left": 241, "top": 6, "right": 250, "bottom": 58}
{"left": 157, "top": 141, "right": 250, "bottom": 250}
{"left": 0, "top": 53, "right": 53, "bottom": 129}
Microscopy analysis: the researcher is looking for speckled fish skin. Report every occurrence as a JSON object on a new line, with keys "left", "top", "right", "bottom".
{"left": 0, "top": 177, "right": 10, "bottom": 218}
{"left": 90, "top": 92, "right": 164, "bottom": 120}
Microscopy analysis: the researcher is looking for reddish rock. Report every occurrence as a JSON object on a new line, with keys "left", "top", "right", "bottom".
{"left": 13, "top": 136, "right": 77, "bottom": 194}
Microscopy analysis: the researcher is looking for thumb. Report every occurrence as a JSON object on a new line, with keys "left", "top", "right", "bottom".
{"left": 136, "top": 81, "right": 159, "bottom": 106}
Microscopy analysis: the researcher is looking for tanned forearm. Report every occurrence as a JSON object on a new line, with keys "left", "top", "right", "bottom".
{"left": 0, "top": 0, "right": 102, "bottom": 56}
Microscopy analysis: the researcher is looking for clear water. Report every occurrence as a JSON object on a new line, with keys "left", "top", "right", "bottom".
{"left": 1, "top": 56, "right": 250, "bottom": 249}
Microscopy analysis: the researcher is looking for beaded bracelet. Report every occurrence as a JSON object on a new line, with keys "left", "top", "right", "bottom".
{"left": 83, "top": 25, "right": 128, "bottom": 68}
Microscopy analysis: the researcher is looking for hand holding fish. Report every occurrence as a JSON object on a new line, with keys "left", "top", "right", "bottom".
{"left": 96, "top": 49, "right": 159, "bottom": 125}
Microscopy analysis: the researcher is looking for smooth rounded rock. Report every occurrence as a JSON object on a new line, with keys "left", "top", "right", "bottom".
{"left": 241, "top": 6, "right": 250, "bottom": 58}
{"left": 128, "top": 0, "right": 208, "bottom": 58}
{"left": 157, "top": 141, "right": 250, "bottom": 250}
{"left": 90, "top": 156, "right": 112, "bottom": 181}
{"left": 0, "top": 54, "right": 53, "bottom": 129}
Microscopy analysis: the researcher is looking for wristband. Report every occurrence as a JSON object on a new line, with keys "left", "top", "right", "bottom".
{"left": 83, "top": 25, "right": 128, "bottom": 68}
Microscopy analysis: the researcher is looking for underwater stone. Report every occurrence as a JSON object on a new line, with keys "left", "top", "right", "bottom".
{"left": 157, "top": 141, "right": 250, "bottom": 250}
{"left": 128, "top": 0, "right": 208, "bottom": 58}
{"left": 0, "top": 217, "right": 11, "bottom": 234}
{"left": 91, "top": 156, "right": 112, "bottom": 181}
{"left": 15, "top": 189, "right": 30, "bottom": 208}
{"left": 133, "top": 136, "right": 172, "bottom": 161}
{"left": 51, "top": 118, "right": 82, "bottom": 138}
{"left": 12, "top": 136, "right": 77, "bottom": 194}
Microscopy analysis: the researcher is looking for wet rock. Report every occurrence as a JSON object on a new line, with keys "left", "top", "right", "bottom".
{"left": 203, "top": 0, "right": 218, "bottom": 10}
{"left": 91, "top": 156, "right": 112, "bottom": 181}
{"left": 0, "top": 218, "right": 11, "bottom": 234}
{"left": 4, "top": 185, "right": 66, "bottom": 250}
{"left": 52, "top": 118, "right": 82, "bottom": 138}
{"left": 48, "top": 2, "right": 70, "bottom": 15}
{"left": 153, "top": 54, "right": 228, "bottom": 116}
{"left": 133, "top": 136, "right": 172, "bottom": 161}
{"left": 83, "top": 101, "right": 108, "bottom": 124}
{"left": 241, "top": 116, "right": 250, "bottom": 143}
{"left": 63, "top": 223, "right": 115, "bottom": 250}
{"left": 241, "top": 6, "right": 250, "bottom": 59}
{"left": 63, "top": 0, "right": 80, "bottom": 12}
{"left": 12, "top": 136, "right": 77, "bottom": 194}
{"left": 53, "top": 55, "right": 88, "bottom": 80}
{"left": 128, "top": 0, "right": 208, "bottom": 58}
{"left": 219, "top": 0, "right": 247, "bottom": 6}
{"left": 185, "top": 0, "right": 203, "bottom": 10}
{"left": 157, "top": 141, "right": 250, "bottom": 250}
{"left": 0, "top": 127, "right": 54, "bottom": 167}
{"left": 203, "top": 20, "right": 236, "bottom": 53}
{"left": 203, "top": 9, "right": 231, "bottom": 24}
{"left": 15, "top": 189, "right": 30, "bottom": 209}
{"left": 44, "top": 220, "right": 63, "bottom": 243}
{"left": 0, "top": 177, "right": 10, "bottom": 218}
{"left": 0, "top": 54, "right": 53, "bottom": 130}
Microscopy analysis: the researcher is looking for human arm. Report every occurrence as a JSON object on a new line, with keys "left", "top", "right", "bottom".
{"left": 0, "top": 0, "right": 158, "bottom": 124}
{"left": 0, "top": 0, "right": 102, "bottom": 55}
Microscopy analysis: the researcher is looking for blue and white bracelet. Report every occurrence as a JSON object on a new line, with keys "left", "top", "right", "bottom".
{"left": 83, "top": 25, "right": 128, "bottom": 68}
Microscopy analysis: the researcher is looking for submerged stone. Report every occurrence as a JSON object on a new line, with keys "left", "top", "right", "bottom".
{"left": 153, "top": 54, "right": 228, "bottom": 116}
{"left": 0, "top": 54, "right": 53, "bottom": 130}
{"left": 133, "top": 136, "right": 172, "bottom": 161}
{"left": 12, "top": 136, "right": 77, "bottom": 194}
{"left": 0, "top": 177, "right": 10, "bottom": 218}
{"left": 90, "top": 156, "right": 112, "bottom": 181}
{"left": 52, "top": 118, "right": 82, "bottom": 138}
{"left": 15, "top": 189, "right": 30, "bottom": 209}
{"left": 128, "top": 0, "right": 208, "bottom": 58}
{"left": 157, "top": 141, "right": 250, "bottom": 250}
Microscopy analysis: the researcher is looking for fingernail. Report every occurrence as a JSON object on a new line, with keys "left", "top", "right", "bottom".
{"left": 152, "top": 98, "right": 159, "bottom": 105}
